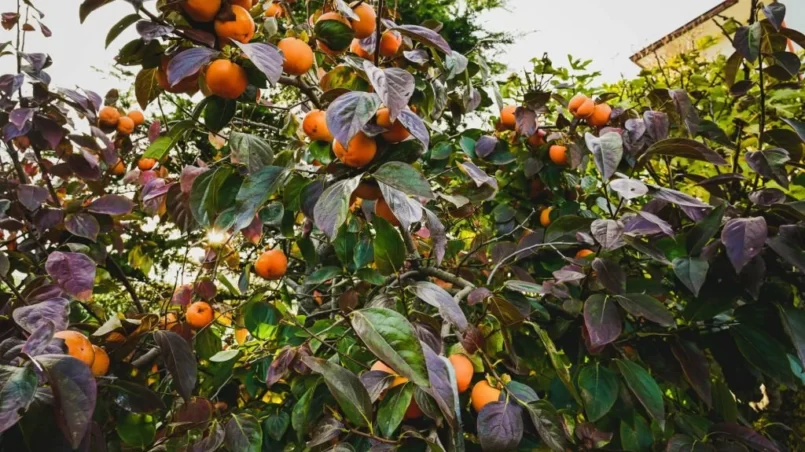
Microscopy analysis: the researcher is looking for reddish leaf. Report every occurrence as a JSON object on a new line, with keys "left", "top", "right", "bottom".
{"left": 45, "top": 252, "right": 96, "bottom": 301}
{"left": 583, "top": 294, "right": 621, "bottom": 348}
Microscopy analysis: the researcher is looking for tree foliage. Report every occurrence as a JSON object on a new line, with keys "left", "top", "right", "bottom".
{"left": 0, "top": 0, "right": 804, "bottom": 451}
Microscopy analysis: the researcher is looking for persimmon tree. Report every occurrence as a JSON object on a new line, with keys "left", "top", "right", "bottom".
{"left": 1, "top": 0, "right": 805, "bottom": 451}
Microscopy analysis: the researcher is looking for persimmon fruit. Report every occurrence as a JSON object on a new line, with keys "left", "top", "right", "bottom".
{"left": 302, "top": 109, "right": 333, "bottom": 142}
{"left": 186, "top": 301, "right": 214, "bottom": 329}
{"left": 333, "top": 132, "right": 377, "bottom": 168}
{"left": 278, "top": 37, "right": 314, "bottom": 76}
{"left": 255, "top": 249, "right": 288, "bottom": 280}
{"left": 205, "top": 59, "right": 248, "bottom": 100}
{"left": 55, "top": 330, "right": 95, "bottom": 366}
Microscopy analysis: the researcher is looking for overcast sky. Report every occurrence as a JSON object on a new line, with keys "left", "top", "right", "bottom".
{"left": 0, "top": 0, "right": 803, "bottom": 96}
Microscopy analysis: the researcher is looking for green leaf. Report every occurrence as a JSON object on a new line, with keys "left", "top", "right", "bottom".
{"left": 233, "top": 166, "right": 287, "bottom": 230}
{"left": 459, "top": 136, "right": 476, "bottom": 157}
{"left": 532, "top": 324, "right": 581, "bottom": 404}
{"left": 616, "top": 360, "right": 665, "bottom": 431}
{"left": 377, "top": 382, "right": 413, "bottom": 438}
{"left": 351, "top": 307, "right": 430, "bottom": 387}
{"left": 79, "top": 0, "right": 114, "bottom": 23}
{"left": 0, "top": 364, "right": 37, "bottom": 434}
{"left": 263, "top": 412, "right": 290, "bottom": 442}
{"left": 244, "top": 302, "right": 278, "bottom": 340}
{"left": 134, "top": 67, "right": 160, "bottom": 110}
{"left": 780, "top": 306, "right": 805, "bottom": 367}
{"left": 357, "top": 268, "right": 385, "bottom": 285}
{"left": 672, "top": 257, "right": 708, "bottom": 297}
{"left": 142, "top": 120, "right": 193, "bottom": 160}
{"left": 225, "top": 413, "right": 262, "bottom": 452}
{"left": 190, "top": 166, "right": 240, "bottom": 228}
{"left": 524, "top": 400, "right": 569, "bottom": 452}
{"left": 620, "top": 413, "right": 653, "bottom": 452}
{"left": 301, "top": 356, "right": 373, "bottom": 428}
{"left": 307, "top": 266, "right": 341, "bottom": 285}
{"left": 106, "top": 14, "right": 139, "bottom": 49}
{"left": 545, "top": 215, "right": 593, "bottom": 243}
{"left": 209, "top": 349, "right": 239, "bottom": 362}
{"left": 116, "top": 413, "right": 156, "bottom": 448}
{"left": 578, "top": 364, "right": 618, "bottom": 422}
{"left": 314, "top": 18, "right": 354, "bottom": 52}
{"left": 291, "top": 385, "right": 315, "bottom": 441}
{"left": 642, "top": 138, "right": 727, "bottom": 165}
{"left": 230, "top": 132, "right": 274, "bottom": 174}
{"left": 615, "top": 293, "right": 675, "bottom": 327}
{"left": 373, "top": 216, "right": 406, "bottom": 275}
{"left": 314, "top": 176, "right": 361, "bottom": 239}
{"left": 373, "top": 162, "right": 435, "bottom": 199}
{"left": 712, "top": 380, "right": 738, "bottom": 423}
{"left": 204, "top": 96, "right": 237, "bottom": 132}
{"left": 687, "top": 203, "right": 726, "bottom": 255}
{"left": 194, "top": 327, "right": 222, "bottom": 360}
{"left": 732, "top": 324, "right": 795, "bottom": 385}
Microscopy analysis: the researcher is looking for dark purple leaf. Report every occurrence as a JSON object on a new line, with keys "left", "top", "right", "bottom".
{"left": 178, "top": 27, "right": 216, "bottom": 47}
{"left": 9, "top": 108, "right": 34, "bottom": 129}
{"left": 397, "top": 109, "right": 429, "bottom": 149}
{"left": 154, "top": 330, "right": 197, "bottom": 401}
{"left": 553, "top": 266, "right": 586, "bottom": 284}
{"left": 65, "top": 213, "right": 100, "bottom": 241}
{"left": 585, "top": 132, "right": 622, "bottom": 180}
{"left": 709, "top": 423, "right": 780, "bottom": 452}
{"left": 0, "top": 74, "right": 24, "bottom": 96}
{"left": 733, "top": 23, "right": 761, "bottom": 62}
{"left": 749, "top": 188, "right": 786, "bottom": 206}
{"left": 68, "top": 133, "right": 100, "bottom": 152}
{"left": 403, "top": 49, "right": 429, "bottom": 64}
{"left": 325, "top": 91, "right": 381, "bottom": 146}
{"left": 135, "top": 20, "right": 173, "bottom": 40}
{"left": 22, "top": 321, "right": 55, "bottom": 356}
{"left": 45, "top": 252, "right": 96, "bottom": 301}
{"left": 83, "top": 90, "right": 102, "bottom": 113}
{"left": 148, "top": 120, "right": 161, "bottom": 143}
{"left": 313, "top": 176, "right": 361, "bottom": 239}
{"left": 37, "top": 20, "right": 52, "bottom": 37}
{"left": 467, "top": 287, "right": 492, "bottom": 306}
{"left": 643, "top": 137, "right": 727, "bottom": 165}
{"left": 515, "top": 107, "right": 537, "bottom": 137}
{"left": 590, "top": 219, "right": 625, "bottom": 251}
{"left": 672, "top": 257, "right": 708, "bottom": 297}
{"left": 17, "top": 185, "right": 49, "bottom": 211}
{"left": 392, "top": 24, "right": 451, "bottom": 54}
{"left": 576, "top": 423, "right": 613, "bottom": 449}
{"left": 670, "top": 89, "right": 700, "bottom": 136}
{"left": 763, "top": 3, "right": 786, "bottom": 31}
{"left": 21, "top": 52, "right": 49, "bottom": 73}
{"left": 458, "top": 161, "right": 498, "bottom": 190}
{"left": 266, "top": 346, "right": 296, "bottom": 388}
{"left": 363, "top": 61, "right": 414, "bottom": 122}
{"left": 67, "top": 150, "right": 101, "bottom": 181}
{"left": 610, "top": 178, "right": 648, "bottom": 200}
{"left": 33, "top": 117, "right": 65, "bottom": 149}
{"left": 583, "top": 294, "right": 622, "bottom": 348}
{"left": 167, "top": 47, "right": 218, "bottom": 88}
{"left": 420, "top": 343, "right": 457, "bottom": 429}
{"left": 626, "top": 211, "right": 673, "bottom": 236}
{"left": 615, "top": 293, "right": 674, "bottom": 327}
{"left": 643, "top": 111, "right": 669, "bottom": 142}
{"left": 475, "top": 135, "right": 498, "bottom": 159}
{"left": 301, "top": 356, "right": 373, "bottom": 427}
{"left": 13, "top": 297, "right": 69, "bottom": 335}
{"left": 231, "top": 41, "right": 282, "bottom": 85}
{"left": 410, "top": 281, "right": 468, "bottom": 331}
{"left": 2, "top": 120, "right": 32, "bottom": 141}
{"left": 0, "top": 364, "right": 37, "bottom": 435}
{"left": 33, "top": 207, "right": 64, "bottom": 231}
{"left": 745, "top": 148, "right": 790, "bottom": 188}
{"left": 306, "top": 415, "right": 344, "bottom": 448}
{"left": 422, "top": 208, "right": 446, "bottom": 265}
{"left": 652, "top": 186, "right": 710, "bottom": 209}
{"left": 86, "top": 194, "right": 135, "bottom": 215}
{"left": 360, "top": 370, "right": 394, "bottom": 402}
{"left": 721, "top": 217, "right": 767, "bottom": 273}
{"left": 37, "top": 354, "right": 97, "bottom": 449}
{"left": 592, "top": 258, "right": 625, "bottom": 294}
{"left": 477, "top": 402, "right": 524, "bottom": 452}
{"left": 671, "top": 339, "right": 711, "bottom": 407}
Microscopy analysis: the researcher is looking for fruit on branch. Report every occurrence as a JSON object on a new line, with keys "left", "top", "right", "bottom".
{"left": 350, "top": 39, "right": 373, "bottom": 59}
{"left": 182, "top": 0, "right": 222, "bottom": 23}
{"left": 448, "top": 354, "right": 474, "bottom": 393}
{"left": 138, "top": 158, "right": 157, "bottom": 171}
{"left": 353, "top": 181, "right": 382, "bottom": 201}
{"left": 187, "top": 301, "right": 214, "bottom": 329}
{"left": 527, "top": 129, "right": 546, "bottom": 147}
{"left": 540, "top": 206, "right": 553, "bottom": 227}
{"left": 264, "top": 2, "right": 283, "bottom": 17}
{"left": 116, "top": 116, "right": 135, "bottom": 135}
{"left": 575, "top": 249, "right": 594, "bottom": 259}
{"left": 55, "top": 330, "right": 96, "bottom": 366}
{"left": 549, "top": 144, "right": 568, "bottom": 166}
{"left": 498, "top": 105, "right": 516, "bottom": 130}
{"left": 568, "top": 93, "right": 594, "bottom": 118}
{"left": 376, "top": 107, "right": 410, "bottom": 143}
{"left": 127, "top": 110, "right": 145, "bottom": 126}
{"left": 205, "top": 59, "right": 248, "bottom": 99}
{"left": 375, "top": 198, "right": 400, "bottom": 226}
{"left": 379, "top": 30, "right": 402, "bottom": 58}
{"left": 302, "top": 109, "right": 333, "bottom": 142}
{"left": 255, "top": 248, "right": 288, "bottom": 280}
{"left": 214, "top": 5, "right": 255, "bottom": 44}
{"left": 110, "top": 159, "right": 126, "bottom": 176}
{"left": 278, "top": 37, "right": 314, "bottom": 75}
{"left": 231, "top": 0, "right": 252, "bottom": 8}
{"left": 371, "top": 361, "right": 409, "bottom": 389}
{"left": 587, "top": 103, "right": 612, "bottom": 127}
{"left": 350, "top": 3, "right": 377, "bottom": 39}
{"left": 90, "top": 346, "right": 110, "bottom": 376}
{"left": 333, "top": 132, "right": 377, "bottom": 167}
{"left": 159, "top": 312, "right": 178, "bottom": 330}
{"left": 316, "top": 12, "right": 351, "bottom": 55}
{"left": 98, "top": 106, "right": 120, "bottom": 129}
{"left": 471, "top": 380, "right": 501, "bottom": 412}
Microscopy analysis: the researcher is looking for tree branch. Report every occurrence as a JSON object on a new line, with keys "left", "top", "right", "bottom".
{"left": 105, "top": 256, "right": 145, "bottom": 313}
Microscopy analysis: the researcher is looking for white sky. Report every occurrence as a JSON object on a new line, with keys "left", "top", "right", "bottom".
{"left": 0, "top": 1, "right": 803, "bottom": 95}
